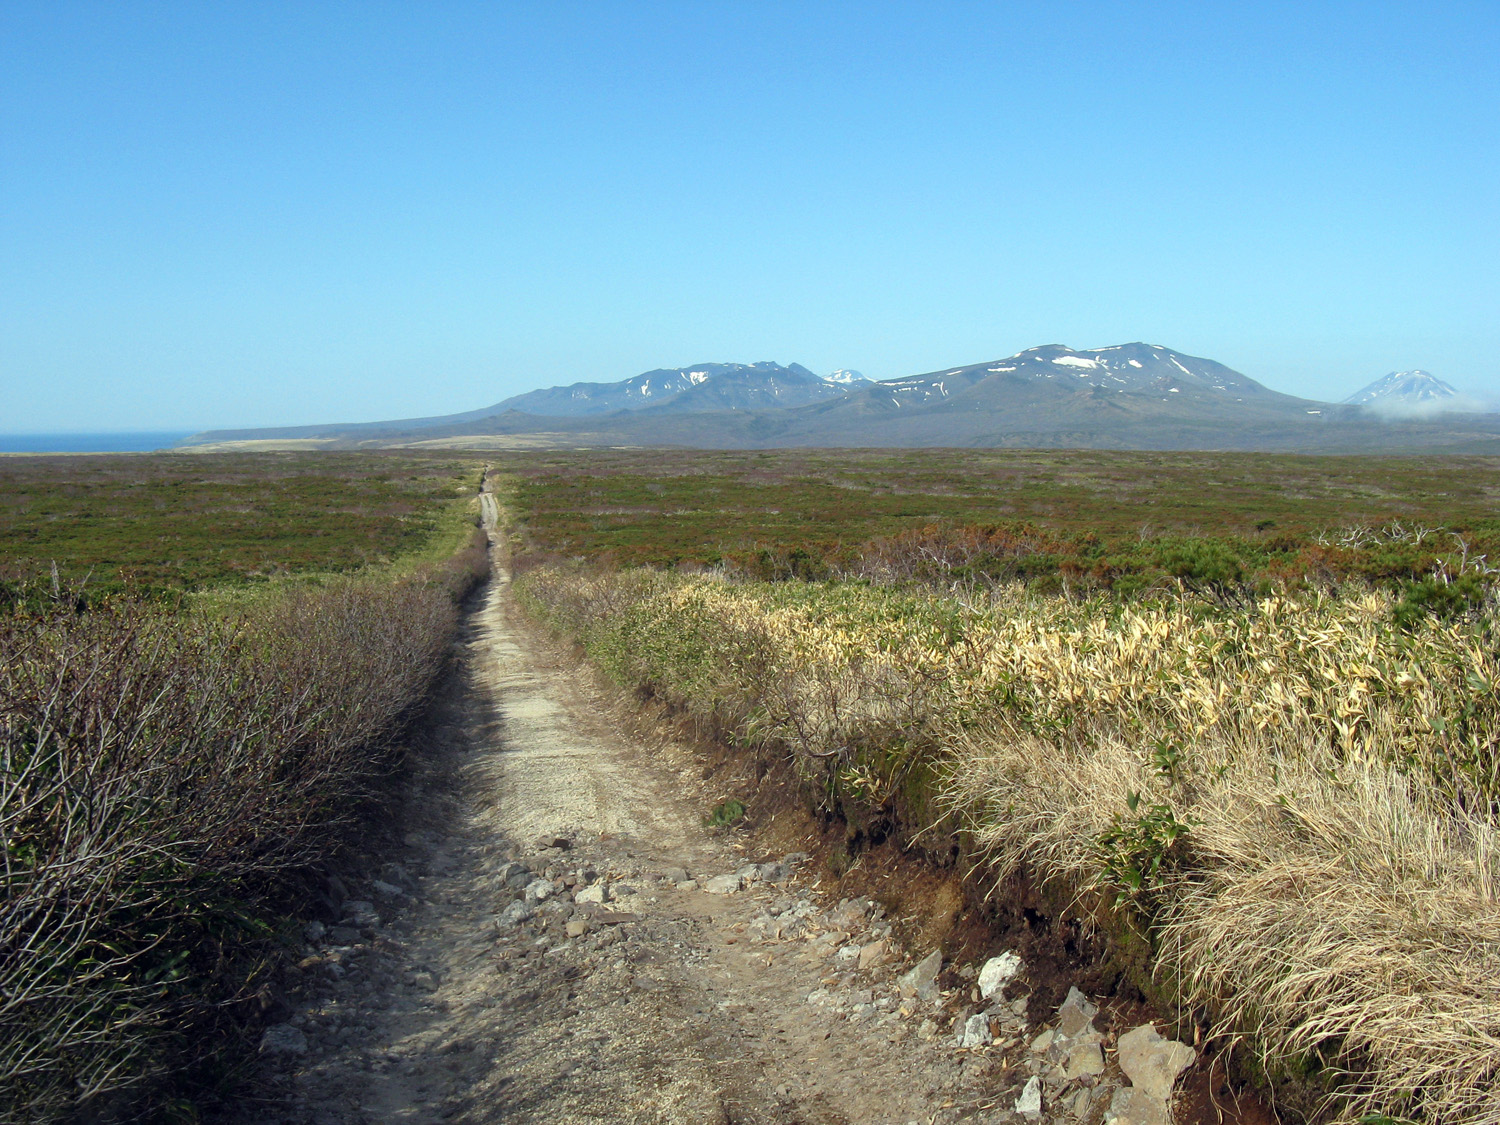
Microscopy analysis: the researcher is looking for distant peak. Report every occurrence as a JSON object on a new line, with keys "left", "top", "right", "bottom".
{"left": 1342, "top": 369, "right": 1467, "bottom": 415}
{"left": 824, "top": 368, "right": 869, "bottom": 385}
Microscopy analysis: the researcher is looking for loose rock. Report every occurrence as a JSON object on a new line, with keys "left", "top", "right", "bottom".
{"left": 977, "top": 951, "right": 1022, "bottom": 998}
{"left": 1064, "top": 1039, "right": 1106, "bottom": 1079}
{"left": 858, "top": 940, "right": 890, "bottom": 971}
{"left": 259, "top": 1023, "right": 309, "bottom": 1056}
{"left": 574, "top": 883, "right": 607, "bottom": 905}
{"left": 959, "top": 1014, "right": 992, "bottom": 1049}
{"left": 898, "top": 949, "right": 942, "bottom": 1003}
{"left": 496, "top": 900, "right": 533, "bottom": 929}
{"left": 1105, "top": 1085, "right": 1173, "bottom": 1125}
{"left": 1057, "top": 987, "right": 1100, "bottom": 1039}
{"left": 1015, "top": 1075, "right": 1043, "bottom": 1119}
{"left": 1116, "top": 1024, "right": 1195, "bottom": 1101}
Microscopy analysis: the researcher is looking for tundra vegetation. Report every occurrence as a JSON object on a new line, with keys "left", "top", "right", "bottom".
{"left": 0, "top": 452, "right": 487, "bottom": 1122}
{"left": 507, "top": 448, "right": 1500, "bottom": 1124}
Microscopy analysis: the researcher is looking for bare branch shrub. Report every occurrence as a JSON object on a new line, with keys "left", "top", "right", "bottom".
{"left": 0, "top": 561, "right": 470, "bottom": 1121}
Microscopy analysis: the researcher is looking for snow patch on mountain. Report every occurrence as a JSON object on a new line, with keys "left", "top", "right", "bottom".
{"left": 824, "top": 369, "right": 870, "bottom": 385}
{"left": 1343, "top": 370, "right": 1487, "bottom": 417}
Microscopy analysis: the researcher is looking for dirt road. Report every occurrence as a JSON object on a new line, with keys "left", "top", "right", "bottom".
{"left": 235, "top": 507, "right": 1191, "bottom": 1125}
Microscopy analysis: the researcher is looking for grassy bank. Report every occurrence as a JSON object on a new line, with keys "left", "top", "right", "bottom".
{"left": 0, "top": 457, "right": 490, "bottom": 1122}
{"left": 517, "top": 565, "right": 1500, "bottom": 1123}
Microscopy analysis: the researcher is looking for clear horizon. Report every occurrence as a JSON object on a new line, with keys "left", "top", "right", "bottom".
{"left": 4, "top": 2, "right": 1497, "bottom": 432}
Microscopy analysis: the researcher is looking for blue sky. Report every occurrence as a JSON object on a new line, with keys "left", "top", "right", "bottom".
{"left": 3, "top": 1, "right": 1497, "bottom": 432}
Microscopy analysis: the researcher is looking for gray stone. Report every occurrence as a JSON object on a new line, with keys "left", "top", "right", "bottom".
{"left": 1105, "top": 1086, "right": 1172, "bottom": 1125}
{"left": 977, "top": 951, "right": 1023, "bottom": 999}
{"left": 260, "top": 1023, "right": 309, "bottom": 1056}
{"left": 327, "top": 925, "right": 361, "bottom": 945}
{"left": 828, "top": 898, "right": 870, "bottom": 930}
{"left": 662, "top": 866, "right": 689, "bottom": 884}
{"left": 1057, "top": 986, "right": 1100, "bottom": 1038}
{"left": 1116, "top": 1024, "right": 1195, "bottom": 1101}
{"left": 380, "top": 862, "right": 413, "bottom": 889}
{"left": 1065, "top": 1039, "right": 1106, "bottom": 1078}
{"left": 1060, "top": 985, "right": 1097, "bottom": 1017}
{"left": 573, "top": 883, "right": 607, "bottom": 905}
{"left": 302, "top": 920, "right": 326, "bottom": 943}
{"left": 1058, "top": 1005, "right": 1095, "bottom": 1040}
{"left": 589, "top": 910, "right": 640, "bottom": 926}
{"left": 1014, "top": 1075, "right": 1043, "bottom": 1118}
{"left": 898, "top": 949, "right": 942, "bottom": 1002}
{"left": 370, "top": 879, "right": 404, "bottom": 899}
{"left": 342, "top": 900, "right": 376, "bottom": 919}
{"left": 858, "top": 940, "right": 891, "bottom": 971}
{"left": 959, "top": 1013, "right": 992, "bottom": 1049}
{"left": 703, "top": 874, "right": 743, "bottom": 895}
{"left": 496, "top": 900, "right": 533, "bottom": 929}
{"left": 523, "top": 878, "right": 553, "bottom": 904}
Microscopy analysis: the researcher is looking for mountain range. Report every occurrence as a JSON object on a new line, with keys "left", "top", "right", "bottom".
{"left": 488, "top": 361, "right": 848, "bottom": 416}
{"left": 183, "top": 345, "right": 1500, "bottom": 453}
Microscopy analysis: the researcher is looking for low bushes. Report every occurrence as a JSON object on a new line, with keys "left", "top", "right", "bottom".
{"left": 518, "top": 565, "right": 1500, "bottom": 1122}
{"left": 0, "top": 531, "right": 488, "bottom": 1122}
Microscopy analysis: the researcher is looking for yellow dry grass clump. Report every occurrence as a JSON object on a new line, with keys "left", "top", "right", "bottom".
{"left": 520, "top": 566, "right": 1500, "bottom": 1123}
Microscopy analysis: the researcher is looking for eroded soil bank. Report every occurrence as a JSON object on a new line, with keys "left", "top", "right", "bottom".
{"left": 226, "top": 528, "right": 1272, "bottom": 1125}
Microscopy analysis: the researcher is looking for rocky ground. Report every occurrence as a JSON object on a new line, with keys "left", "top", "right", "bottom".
{"left": 226, "top": 519, "right": 1230, "bottom": 1125}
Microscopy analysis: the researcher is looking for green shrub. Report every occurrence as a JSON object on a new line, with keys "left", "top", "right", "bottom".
{"left": 1392, "top": 575, "right": 1487, "bottom": 630}
{"left": 705, "top": 799, "right": 747, "bottom": 828}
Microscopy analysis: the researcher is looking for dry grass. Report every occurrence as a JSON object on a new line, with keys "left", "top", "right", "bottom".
{"left": 519, "top": 565, "right": 1500, "bottom": 1122}
{"left": 947, "top": 727, "right": 1500, "bottom": 1122}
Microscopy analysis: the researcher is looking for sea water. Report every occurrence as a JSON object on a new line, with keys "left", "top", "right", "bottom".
{"left": 0, "top": 432, "right": 194, "bottom": 453}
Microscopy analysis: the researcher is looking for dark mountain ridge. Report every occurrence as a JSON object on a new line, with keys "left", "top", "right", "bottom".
{"left": 183, "top": 344, "right": 1500, "bottom": 453}
{"left": 490, "top": 361, "right": 846, "bottom": 416}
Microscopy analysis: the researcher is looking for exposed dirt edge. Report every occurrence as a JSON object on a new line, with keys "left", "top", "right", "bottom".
{"left": 521, "top": 616, "right": 1292, "bottom": 1125}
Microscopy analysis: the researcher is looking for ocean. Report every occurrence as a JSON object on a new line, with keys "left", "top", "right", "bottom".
{"left": 0, "top": 432, "right": 194, "bottom": 453}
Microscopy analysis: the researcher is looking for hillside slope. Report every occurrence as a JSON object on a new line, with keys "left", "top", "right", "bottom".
{"left": 183, "top": 344, "right": 1500, "bottom": 453}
